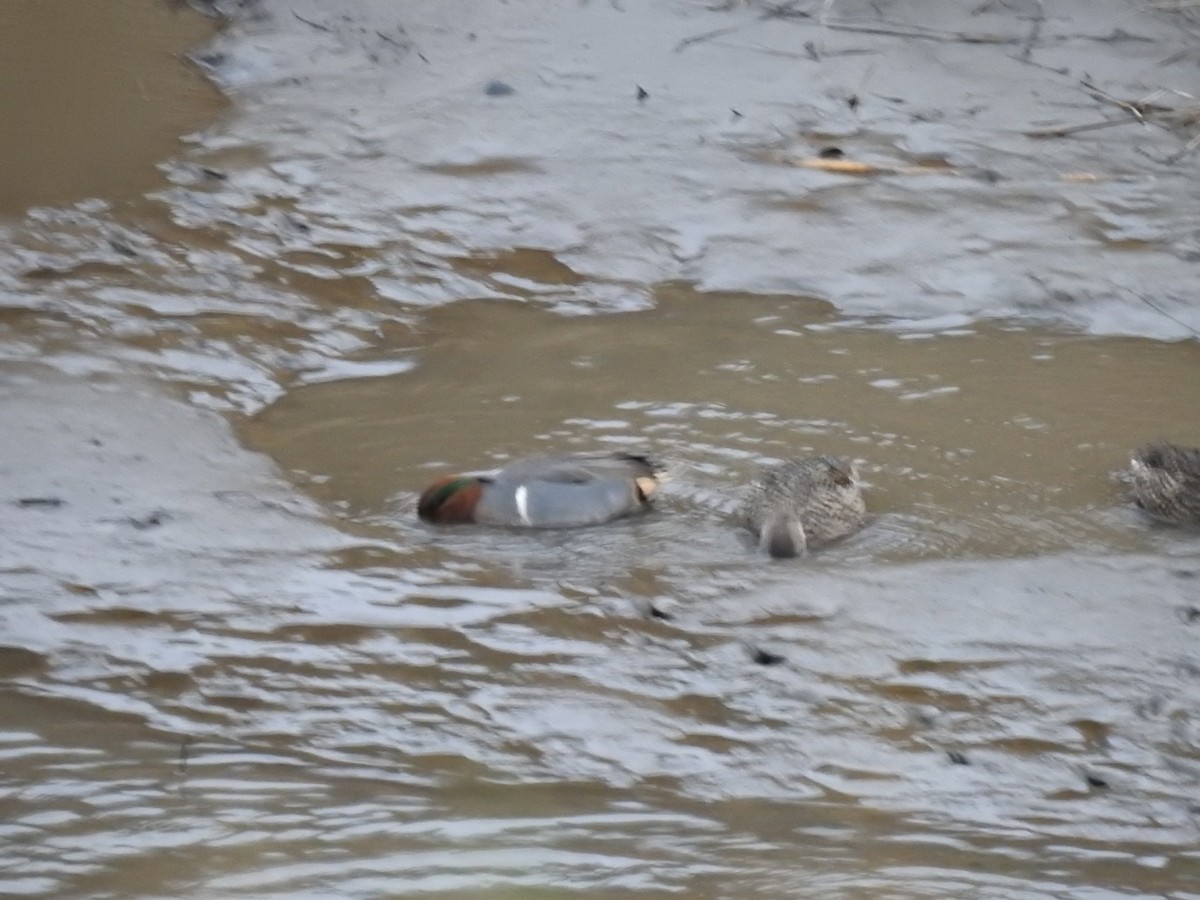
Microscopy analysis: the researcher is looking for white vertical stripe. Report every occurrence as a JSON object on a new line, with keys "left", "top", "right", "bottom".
{"left": 514, "top": 485, "right": 531, "bottom": 526}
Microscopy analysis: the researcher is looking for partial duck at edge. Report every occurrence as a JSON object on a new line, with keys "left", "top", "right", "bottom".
{"left": 1129, "top": 441, "right": 1200, "bottom": 527}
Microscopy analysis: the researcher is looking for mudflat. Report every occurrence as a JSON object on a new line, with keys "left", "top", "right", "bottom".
{"left": 1, "top": 2, "right": 1198, "bottom": 896}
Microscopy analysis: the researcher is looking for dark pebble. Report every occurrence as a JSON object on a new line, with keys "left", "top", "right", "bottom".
{"left": 751, "top": 647, "right": 786, "bottom": 666}
{"left": 485, "top": 80, "right": 515, "bottom": 97}
{"left": 971, "top": 168, "right": 1005, "bottom": 183}
{"left": 17, "top": 497, "right": 64, "bottom": 508}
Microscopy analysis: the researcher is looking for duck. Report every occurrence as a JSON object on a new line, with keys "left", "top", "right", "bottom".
{"left": 418, "top": 451, "right": 663, "bottom": 528}
{"left": 740, "top": 455, "right": 866, "bottom": 558}
{"left": 1128, "top": 441, "right": 1200, "bottom": 527}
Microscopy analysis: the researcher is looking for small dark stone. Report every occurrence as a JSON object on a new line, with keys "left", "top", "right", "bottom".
{"left": 1084, "top": 773, "right": 1108, "bottom": 789}
{"left": 818, "top": 147, "right": 845, "bottom": 159}
{"left": 971, "top": 168, "right": 1004, "bottom": 184}
{"left": 750, "top": 646, "right": 786, "bottom": 666}
{"left": 647, "top": 603, "right": 673, "bottom": 621}
{"left": 485, "top": 80, "right": 515, "bottom": 97}
{"left": 847, "top": 94, "right": 860, "bottom": 111}
{"left": 730, "top": 108, "right": 742, "bottom": 118}
{"left": 1178, "top": 606, "right": 1200, "bottom": 625}
{"left": 636, "top": 85, "right": 649, "bottom": 101}
{"left": 17, "top": 497, "right": 64, "bottom": 508}
{"left": 200, "top": 167, "right": 228, "bottom": 181}
{"left": 947, "top": 750, "right": 969, "bottom": 765}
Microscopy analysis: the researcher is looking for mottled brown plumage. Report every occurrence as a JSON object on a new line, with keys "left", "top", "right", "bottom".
{"left": 1129, "top": 441, "right": 1200, "bottom": 527}
{"left": 740, "top": 456, "right": 866, "bottom": 558}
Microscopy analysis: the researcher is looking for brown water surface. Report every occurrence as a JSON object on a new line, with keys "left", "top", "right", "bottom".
{"left": 0, "top": 0, "right": 224, "bottom": 215}
{"left": 246, "top": 286, "right": 1200, "bottom": 563}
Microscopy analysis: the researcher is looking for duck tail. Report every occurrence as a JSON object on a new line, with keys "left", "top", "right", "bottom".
{"left": 760, "top": 514, "right": 806, "bottom": 559}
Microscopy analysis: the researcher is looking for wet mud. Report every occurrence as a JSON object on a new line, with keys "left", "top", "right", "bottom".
{"left": 1, "top": 0, "right": 1199, "bottom": 896}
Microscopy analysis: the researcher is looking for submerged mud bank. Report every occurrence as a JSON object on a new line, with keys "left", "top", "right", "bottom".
{"left": 181, "top": 0, "right": 1200, "bottom": 338}
{"left": 3, "top": 1, "right": 1199, "bottom": 411}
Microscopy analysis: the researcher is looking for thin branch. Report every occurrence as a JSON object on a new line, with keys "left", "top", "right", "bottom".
{"left": 703, "top": 40, "right": 819, "bottom": 60}
{"left": 822, "top": 18, "right": 1022, "bottom": 44}
{"left": 1080, "top": 79, "right": 1173, "bottom": 123}
{"left": 292, "top": 10, "right": 331, "bottom": 32}
{"left": 1018, "top": 0, "right": 1044, "bottom": 62}
{"left": 759, "top": 0, "right": 812, "bottom": 19}
{"left": 1122, "top": 288, "right": 1200, "bottom": 339}
{"left": 1028, "top": 80, "right": 1200, "bottom": 141}
{"left": 674, "top": 24, "right": 743, "bottom": 52}
{"left": 1025, "top": 117, "right": 1136, "bottom": 139}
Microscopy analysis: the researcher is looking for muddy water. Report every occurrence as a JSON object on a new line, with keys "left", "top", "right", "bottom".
{"left": 0, "top": 0, "right": 225, "bottom": 215}
{"left": 246, "top": 286, "right": 1200, "bottom": 563}
{"left": 2, "top": 0, "right": 1200, "bottom": 897}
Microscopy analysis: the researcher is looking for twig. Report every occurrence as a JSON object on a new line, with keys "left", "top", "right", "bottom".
{"left": 1025, "top": 117, "right": 1135, "bottom": 138}
{"left": 1018, "top": 0, "right": 1044, "bottom": 62}
{"left": 1122, "top": 288, "right": 1200, "bottom": 339}
{"left": 1077, "top": 28, "right": 1155, "bottom": 44}
{"left": 792, "top": 156, "right": 957, "bottom": 175}
{"left": 1163, "top": 129, "right": 1200, "bottom": 164}
{"left": 1081, "top": 79, "right": 1173, "bottom": 123}
{"left": 674, "top": 24, "right": 743, "bottom": 52}
{"left": 822, "top": 18, "right": 1021, "bottom": 44}
{"left": 292, "top": 10, "right": 331, "bottom": 32}
{"left": 703, "top": 40, "right": 824, "bottom": 60}
{"left": 1028, "top": 80, "right": 1200, "bottom": 140}
{"left": 759, "top": 1, "right": 812, "bottom": 20}
{"left": 1031, "top": 277, "right": 1200, "bottom": 339}
{"left": 1012, "top": 55, "right": 1069, "bottom": 75}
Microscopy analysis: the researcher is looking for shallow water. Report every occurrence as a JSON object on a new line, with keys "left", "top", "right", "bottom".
{"left": 246, "top": 288, "right": 1200, "bottom": 564}
{"left": 0, "top": 0, "right": 224, "bottom": 214}
{"left": 2, "top": 1, "right": 1199, "bottom": 897}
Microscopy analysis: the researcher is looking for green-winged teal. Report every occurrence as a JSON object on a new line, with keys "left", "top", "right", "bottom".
{"left": 740, "top": 455, "right": 866, "bottom": 558}
{"left": 418, "top": 452, "right": 662, "bottom": 528}
{"left": 1129, "top": 441, "right": 1200, "bottom": 527}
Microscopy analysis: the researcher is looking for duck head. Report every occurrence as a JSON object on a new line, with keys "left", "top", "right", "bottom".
{"left": 828, "top": 459, "right": 859, "bottom": 488}
{"left": 417, "top": 476, "right": 487, "bottom": 524}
